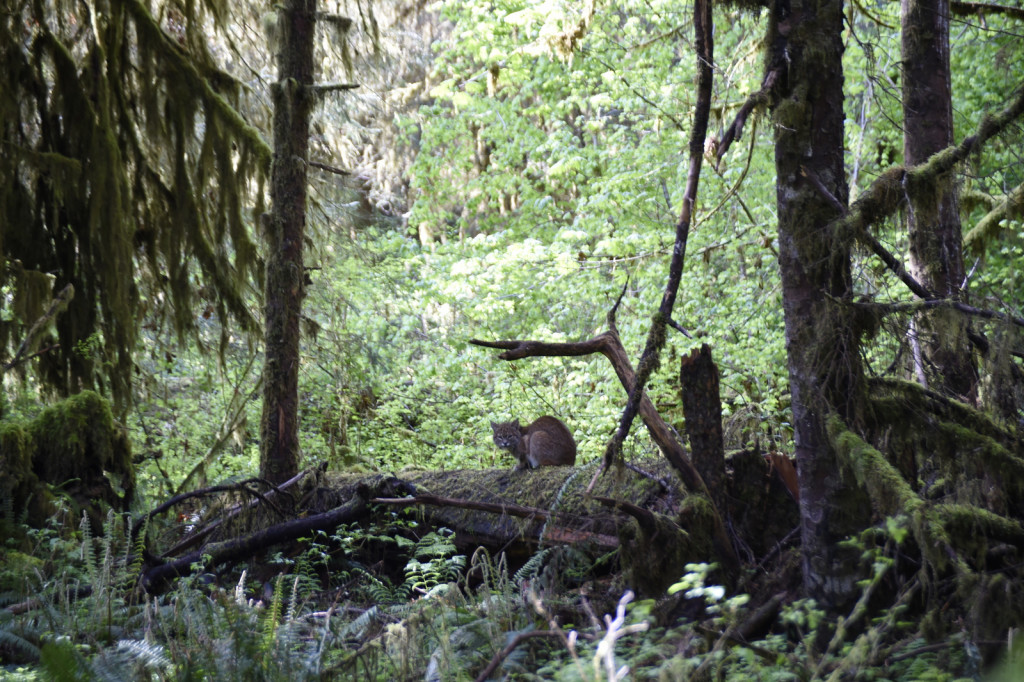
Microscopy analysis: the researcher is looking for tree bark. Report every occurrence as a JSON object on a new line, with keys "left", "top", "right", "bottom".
{"left": 769, "top": 0, "right": 868, "bottom": 611}
{"left": 902, "top": 0, "right": 977, "bottom": 399}
{"left": 260, "top": 0, "right": 317, "bottom": 484}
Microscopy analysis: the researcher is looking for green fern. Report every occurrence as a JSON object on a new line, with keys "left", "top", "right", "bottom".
{"left": 514, "top": 547, "right": 553, "bottom": 584}
{"left": 261, "top": 574, "right": 286, "bottom": 654}
{"left": 0, "top": 609, "right": 42, "bottom": 662}
{"left": 39, "top": 638, "right": 92, "bottom": 682}
{"left": 354, "top": 567, "right": 410, "bottom": 605}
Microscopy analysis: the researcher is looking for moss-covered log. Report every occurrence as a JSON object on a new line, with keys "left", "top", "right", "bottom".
{"left": 144, "top": 456, "right": 798, "bottom": 596}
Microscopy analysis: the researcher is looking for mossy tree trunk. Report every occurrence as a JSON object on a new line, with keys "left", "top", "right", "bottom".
{"left": 770, "top": 0, "right": 869, "bottom": 612}
{"left": 261, "top": 0, "right": 317, "bottom": 484}
{"left": 902, "top": 0, "right": 977, "bottom": 399}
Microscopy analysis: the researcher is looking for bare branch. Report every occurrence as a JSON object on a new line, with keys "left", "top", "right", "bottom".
{"left": 714, "top": 69, "right": 778, "bottom": 166}
{"left": 311, "top": 82, "right": 360, "bottom": 95}
{"left": 474, "top": 631, "right": 569, "bottom": 682}
{"left": 605, "top": 0, "right": 713, "bottom": 474}
{"left": 4, "top": 283, "right": 74, "bottom": 373}
{"left": 951, "top": 1, "right": 1024, "bottom": 19}
{"left": 854, "top": 298, "right": 1024, "bottom": 330}
{"left": 309, "top": 160, "right": 351, "bottom": 175}
{"left": 964, "top": 180, "right": 1024, "bottom": 256}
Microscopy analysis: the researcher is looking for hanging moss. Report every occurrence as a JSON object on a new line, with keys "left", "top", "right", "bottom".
{"left": 937, "top": 504, "right": 1024, "bottom": 556}
{"left": 829, "top": 415, "right": 918, "bottom": 516}
{"left": 964, "top": 182, "right": 1024, "bottom": 256}
{"left": 869, "top": 377, "right": 1015, "bottom": 446}
{"left": 937, "top": 423, "right": 1024, "bottom": 497}
{"left": 1, "top": 0, "right": 270, "bottom": 410}
{"left": 828, "top": 415, "right": 958, "bottom": 572}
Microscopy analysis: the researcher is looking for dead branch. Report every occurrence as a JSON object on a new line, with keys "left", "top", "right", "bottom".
{"left": 4, "top": 283, "right": 74, "bottom": 373}
{"left": 371, "top": 493, "right": 557, "bottom": 522}
{"left": 474, "top": 630, "right": 569, "bottom": 682}
{"left": 715, "top": 69, "right": 779, "bottom": 167}
{"left": 372, "top": 494, "right": 621, "bottom": 548}
{"left": 592, "top": 496, "right": 659, "bottom": 535}
{"left": 602, "top": 0, "right": 714, "bottom": 477}
{"left": 309, "top": 159, "right": 351, "bottom": 175}
{"left": 141, "top": 487, "right": 375, "bottom": 593}
{"left": 951, "top": 1, "right": 1024, "bottom": 19}
{"left": 470, "top": 333, "right": 702, "bottom": 494}
{"left": 854, "top": 298, "right": 1024, "bottom": 330}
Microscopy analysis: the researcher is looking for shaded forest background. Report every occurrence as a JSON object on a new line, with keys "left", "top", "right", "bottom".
{"left": 1, "top": 0, "right": 1024, "bottom": 678}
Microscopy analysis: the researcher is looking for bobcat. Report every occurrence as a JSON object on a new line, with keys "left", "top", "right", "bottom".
{"left": 490, "top": 416, "right": 577, "bottom": 470}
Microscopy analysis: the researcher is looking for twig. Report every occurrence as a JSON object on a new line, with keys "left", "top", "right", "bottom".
{"left": 309, "top": 160, "right": 351, "bottom": 175}
{"left": 715, "top": 70, "right": 778, "bottom": 166}
{"left": 4, "top": 283, "right": 74, "bottom": 372}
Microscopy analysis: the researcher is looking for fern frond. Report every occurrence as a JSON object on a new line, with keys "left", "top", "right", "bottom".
{"left": 80, "top": 511, "right": 97, "bottom": 584}
{"left": 337, "top": 605, "right": 380, "bottom": 639}
{"left": 514, "top": 548, "right": 552, "bottom": 583}
{"left": 0, "top": 621, "right": 42, "bottom": 661}
{"left": 261, "top": 574, "right": 284, "bottom": 652}
{"left": 115, "top": 638, "right": 171, "bottom": 671}
{"left": 285, "top": 574, "right": 300, "bottom": 623}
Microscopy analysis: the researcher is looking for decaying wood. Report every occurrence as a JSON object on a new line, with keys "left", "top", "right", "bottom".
{"left": 141, "top": 484, "right": 380, "bottom": 593}
{"left": 149, "top": 468, "right": 311, "bottom": 558}
{"left": 680, "top": 344, "right": 728, "bottom": 515}
{"left": 139, "top": 457, "right": 785, "bottom": 596}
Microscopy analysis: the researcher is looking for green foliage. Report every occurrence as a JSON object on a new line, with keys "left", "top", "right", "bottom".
{"left": 348, "top": 527, "right": 465, "bottom": 604}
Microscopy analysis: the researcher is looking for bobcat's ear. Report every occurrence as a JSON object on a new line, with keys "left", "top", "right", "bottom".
{"left": 490, "top": 421, "right": 498, "bottom": 429}
{"left": 512, "top": 419, "right": 520, "bottom": 428}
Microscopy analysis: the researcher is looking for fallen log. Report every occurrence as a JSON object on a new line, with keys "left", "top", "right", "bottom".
{"left": 140, "top": 453, "right": 797, "bottom": 596}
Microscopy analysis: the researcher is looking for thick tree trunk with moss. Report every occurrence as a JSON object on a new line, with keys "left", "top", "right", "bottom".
{"left": 770, "top": 0, "right": 868, "bottom": 612}
{"left": 902, "top": 0, "right": 977, "bottom": 399}
{"left": 261, "top": 0, "right": 317, "bottom": 484}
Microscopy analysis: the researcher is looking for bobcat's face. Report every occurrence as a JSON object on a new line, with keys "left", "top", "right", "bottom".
{"left": 490, "top": 420, "right": 522, "bottom": 451}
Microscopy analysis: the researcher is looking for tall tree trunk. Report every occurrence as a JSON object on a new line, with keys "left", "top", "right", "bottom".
{"left": 261, "top": 0, "right": 317, "bottom": 484}
{"left": 902, "top": 0, "right": 977, "bottom": 399}
{"left": 770, "top": 0, "right": 868, "bottom": 611}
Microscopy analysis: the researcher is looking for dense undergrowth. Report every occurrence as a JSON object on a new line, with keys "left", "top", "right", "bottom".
{"left": 5, "top": 499, "right": 1024, "bottom": 680}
